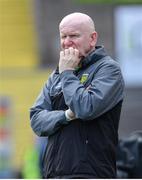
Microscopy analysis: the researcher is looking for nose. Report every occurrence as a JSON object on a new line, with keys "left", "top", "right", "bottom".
{"left": 63, "top": 36, "right": 73, "bottom": 48}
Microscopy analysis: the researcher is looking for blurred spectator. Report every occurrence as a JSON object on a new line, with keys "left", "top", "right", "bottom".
{"left": 22, "top": 137, "right": 47, "bottom": 179}
{"left": 117, "top": 131, "right": 142, "bottom": 178}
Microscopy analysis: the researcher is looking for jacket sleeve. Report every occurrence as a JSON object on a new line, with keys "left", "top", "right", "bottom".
{"left": 30, "top": 73, "right": 68, "bottom": 137}
{"left": 60, "top": 59, "right": 125, "bottom": 120}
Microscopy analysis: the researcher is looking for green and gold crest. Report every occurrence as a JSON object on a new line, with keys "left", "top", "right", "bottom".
{"left": 80, "top": 73, "right": 89, "bottom": 84}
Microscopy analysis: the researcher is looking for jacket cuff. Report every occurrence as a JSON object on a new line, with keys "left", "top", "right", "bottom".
{"left": 60, "top": 70, "right": 74, "bottom": 79}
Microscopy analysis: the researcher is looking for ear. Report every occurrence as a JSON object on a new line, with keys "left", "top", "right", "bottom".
{"left": 90, "top": 31, "right": 98, "bottom": 47}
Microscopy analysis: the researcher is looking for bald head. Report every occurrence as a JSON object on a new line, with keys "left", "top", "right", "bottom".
{"left": 59, "top": 12, "right": 98, "bottom": 57}
{"left": 59, "top": 12, "right": 95, "bottom": 33}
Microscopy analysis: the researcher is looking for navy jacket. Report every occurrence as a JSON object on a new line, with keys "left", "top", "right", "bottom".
{"left": 30, "top": 46, "right": 125, "bottom": 178}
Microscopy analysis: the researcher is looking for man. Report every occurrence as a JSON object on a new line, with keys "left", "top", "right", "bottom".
{"left": 30, "top": 12, "right": 124, "bottom": 178}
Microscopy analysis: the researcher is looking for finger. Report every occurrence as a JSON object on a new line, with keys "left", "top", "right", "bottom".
{"left": 69, "top": 47, "right": 75, "bottom": 55}
{"left": 74, "top": 49, "right": 79, "bottom": 57}
{"left": 64, "top": 48, "right": 70, "bottom": 55}
{"left": 60, "top": 51, "right": 64, "bottom": 58}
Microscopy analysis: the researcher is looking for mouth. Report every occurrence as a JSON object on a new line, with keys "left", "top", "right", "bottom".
{"left": 64, "top": 46, "right": 76, "bottom": 49}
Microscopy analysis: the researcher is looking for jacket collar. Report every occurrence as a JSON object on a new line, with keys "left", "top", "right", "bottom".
{"left": 81, "top": 46, "right": 108, "bottom": 69}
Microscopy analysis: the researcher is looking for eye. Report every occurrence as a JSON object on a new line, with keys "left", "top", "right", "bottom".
{"left": 70, "top": 34, "right": 79, "bottom": 38}
{"left": 61, "top": 35, "right": 66, "bottom": 39}
{"left": 70, "top": 35, "right": 76, "bottom": 37}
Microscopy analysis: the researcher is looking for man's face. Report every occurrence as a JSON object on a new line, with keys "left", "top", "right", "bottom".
{"left": 59, "top": 23, "right": 96, "bottom": 58}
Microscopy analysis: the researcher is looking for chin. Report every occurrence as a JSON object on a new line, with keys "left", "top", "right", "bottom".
{"left": 79, "top": 53, "right": 84, "bottom": 58}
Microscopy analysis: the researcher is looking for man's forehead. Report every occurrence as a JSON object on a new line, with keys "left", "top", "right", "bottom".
{"left": 59, "top": 20, "right": 90, "bottom": 35}
{"left": 60, "top": 29, "right": 80, "bottom": 36}
{"left": 60, "top": 26, "right": 83, "bottom": 34}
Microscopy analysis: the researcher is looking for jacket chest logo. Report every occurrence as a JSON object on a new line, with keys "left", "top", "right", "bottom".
{"left": 80, "top": 73, "right": 89, "bottom": 84}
